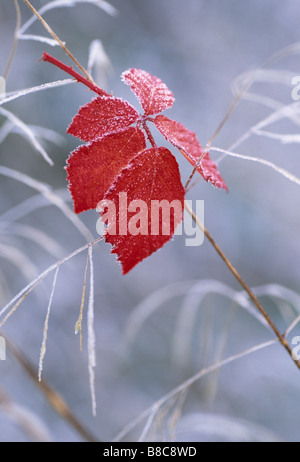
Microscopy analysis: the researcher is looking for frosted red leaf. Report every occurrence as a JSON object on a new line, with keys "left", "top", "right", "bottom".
{"left": 100, "top": 147, "right": 185, "bottom": 274}
{"left": 42, "top": 52, "right": 229, "bottom": 274}
{"left": 153, "top": 115, "right": 228, "bottom": 190}
{"left": 66, "top": 127, "right": 146, "bottom": 214}
{"left": 67, "top": 95, "right": 139, "bottom": 142}
{"left": 121, "top": 68, "right": 175, "bottom": 116}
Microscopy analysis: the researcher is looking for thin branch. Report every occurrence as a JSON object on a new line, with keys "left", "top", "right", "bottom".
{"left": 113, "top": 338, "right": 277, "bottom": 441}
{"left": 23, "top": 0, "right": 94, "bottom": 83}
{"left": 184, "top": 200, "right": 300, "bottom": 370}
{"left": 186, "top": 43, "right": 300, "bottom": 190}
{"left": 285, "top": 314, "right": 300, "bottom": 337}
{"left": 2, "top": 333, "right": 99, "bottom": 442}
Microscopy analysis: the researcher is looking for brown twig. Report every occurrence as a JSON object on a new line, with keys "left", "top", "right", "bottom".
{"left": 184, "top": 200, "right": 300, "bottom": 370}
{"left": 2, "top": 332, "right": 100, "bottom": 442}
{"left": 23, "top": 0, "right": 94, "bottom": 84}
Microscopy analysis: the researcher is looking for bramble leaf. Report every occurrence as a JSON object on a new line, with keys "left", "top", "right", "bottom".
{"left": 67, "top": 95, "right": 139, "bottom": 142}
{"left": 42, "top": 52, "right": 228, "bottom": 273}
{"left": 121, "top": 68, "right": 175, "bottom": 116}
{"left": 100, "top": 147, "right": 185, "bottom": 274}
{"left": 153, "top": 115, "right": 228, "bottom": 190}
{"left": 66, "top": 127, "right": 146, "bottom": 213}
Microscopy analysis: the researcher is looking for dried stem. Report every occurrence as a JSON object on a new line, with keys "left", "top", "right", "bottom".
{"left": 114, "top": 338, "right": 277, "bottom": 441}
{"left": 23, "top": 0, "right": 94, "bottom": 84}
{"left": 184, "top": 201, "right": 300, "bottom": 371}
{"left": 3, "top": 0, "right": 21, "bottom": 80}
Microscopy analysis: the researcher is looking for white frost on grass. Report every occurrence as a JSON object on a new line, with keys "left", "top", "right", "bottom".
{"left": 39, "top": 266, "right": 60, "bottom": 381}
{"left": 87, "top": 39, "right": 112, "bottom": 89}
{"left": 0, "top": 121, "right": 65, "bottom": 146}
{"left": 0, "top": 77, "right": 5, "bottom": 98}
{"left": 0, "top": 166, "right": 94, "bottom": 242}
{"left": 0, "top": 223, "right": 65, "bottom": 260}
{"left": 0, "top": 237, "right": 103, "bottom": 326}
{"left": 113, "top": 339, "right": 277, "bottom": 442}
{"left": 0, "top": 243, "right": 39, "bottom": 283}
{"left": 0, "top": 80, "right": 74, "bottom": 107}
{"left": 123, "top": 279, "right": 270, "bottom": 355}
{"left": 211, "top": 146, "right": 300, "bottom": 187}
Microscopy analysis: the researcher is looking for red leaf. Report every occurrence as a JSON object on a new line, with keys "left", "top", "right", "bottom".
{"left": 153, "top": 115, "right": 228, "bottom": 190}
{"left": 121, "top": 68, "right": 175, "bottom": 116}
{"left": 67, "top": 95, "right": 139, "bottom": 142}
{"left": 66, "top": 127, "right": 146, "bottom": 213}
{"left": 100, "top": 147, "right": 185, "bottom": 274}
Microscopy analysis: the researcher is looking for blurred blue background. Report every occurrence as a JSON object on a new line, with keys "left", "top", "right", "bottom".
{"left": 0, "top": 0, "right": 300, "bottom": 442}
